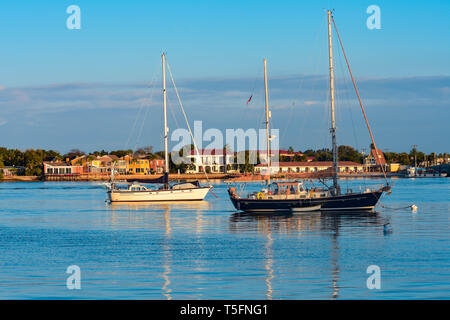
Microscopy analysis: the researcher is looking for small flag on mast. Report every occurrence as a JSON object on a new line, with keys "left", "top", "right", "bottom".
{"left": 246, "top": 94, "right": 253, "bottom": 105}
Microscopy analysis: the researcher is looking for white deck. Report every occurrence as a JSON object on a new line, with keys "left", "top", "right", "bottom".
{"left": 109, "top": 187, "right": 210, "bottom": 202}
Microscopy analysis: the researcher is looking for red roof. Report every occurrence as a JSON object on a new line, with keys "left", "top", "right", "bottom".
{"left": 189, "top": 149, "right": 234, "bottom": 155}
{"left": 256, "top": 161, "right": 362, "bottom": 168}
{"left": 280, "top": 150, "right": 304, "bottom": 156}
{"left": 258, "top": 149, "right": 303, "bottom": 156}
{"left": 370, "top": 149, "right": 386, "bottom": 165}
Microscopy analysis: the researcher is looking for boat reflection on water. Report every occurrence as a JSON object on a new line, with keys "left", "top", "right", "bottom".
{"left": 264, "top": 228, "right": 274, "bottom": 300}
{"left": 107, "top": 201, "right": 210, "bottom": 230}
{"left": 229, "top": 211, "right": 385, "bottom": 299}
{"left": 229, "top": 211, "right": 384, "bottom": 234}
{"left": 107, "top": 201, "right": 210, "bottom": 299}
{"left": 162, "top": 205, "right": 172, "bottom": 300}
{"left": 108, "top": 200, "right": 210, "bottom": 211}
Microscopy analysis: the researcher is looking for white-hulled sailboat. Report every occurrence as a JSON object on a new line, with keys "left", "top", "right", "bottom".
{"left": 107, "top": 54, "right": 211, "bottom": 202}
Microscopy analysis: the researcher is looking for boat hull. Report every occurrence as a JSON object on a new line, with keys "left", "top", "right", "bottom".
{"left": 229, "top": 189, "right": 385, "bottom": 213}
{"left": 291, "top": 205, "right": 322, "bottom": 212}
{"left": 406, "top": 173, "right": 447, "bottom": 178}
{"left": 108, "top": 187, "right": 211, "bottom": 202}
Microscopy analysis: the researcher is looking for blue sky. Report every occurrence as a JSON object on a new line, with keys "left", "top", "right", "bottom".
{"left": 0, "top": 1, "right": 449, "bottom": 154}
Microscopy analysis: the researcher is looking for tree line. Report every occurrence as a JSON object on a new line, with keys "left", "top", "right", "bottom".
{"left": 285, "top": 146, "right": 448, "bottom": 167}
{"left": 0, "top": 147, "right": 149, "bottom": 176}
{"left": 1, "top": 145, "right": 448, "bottom": 177}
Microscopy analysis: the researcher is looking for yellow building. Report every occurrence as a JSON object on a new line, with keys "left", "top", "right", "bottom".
{"left": 124, "top": 155, "right": 151, "bottom": 175}
{"left": 389, "top": 163, "right": 400, "bottom": 173}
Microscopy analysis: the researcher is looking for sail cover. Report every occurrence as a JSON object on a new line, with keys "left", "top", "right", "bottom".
{"left": 126, "top": 173, "right": 169, "bottom": 184}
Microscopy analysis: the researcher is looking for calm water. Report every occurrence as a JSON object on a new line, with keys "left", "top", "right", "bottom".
{"left": 0, "top": 178, "right": 448, "bottom": 299}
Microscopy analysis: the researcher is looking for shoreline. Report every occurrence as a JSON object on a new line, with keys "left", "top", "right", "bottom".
{"left": 0, "top": 172, "right": 410, "bottom": 182}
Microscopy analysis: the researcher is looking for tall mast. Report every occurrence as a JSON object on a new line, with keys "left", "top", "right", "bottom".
{"left": 330, "top": 14, "right": 389, "bottom": 187}
{"left": 327, "top": 10, "right": 339, "bottom": 194}
{"left": 264, "top": 58, "right": 271, "bottom": 185}
{"left": 162, "top": 53, "right": 169, "bottom": 174}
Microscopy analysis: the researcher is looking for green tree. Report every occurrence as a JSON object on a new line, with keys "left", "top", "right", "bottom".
{"left": 24, "top": 149, "right": 44, "bottom": 176}
{"left": 110, "top": 149, "right": 133, "bottom": 158}
{"left": 63, "top": 149, "right": 84, "bottom": 160}
{"left": 397, "top": 152, "right": 411, "bottom": 165}
{"left": 238, "top": 150, "right": 255, "bottom": 173}
{"left": 293, "top": 154, "right": 307, "bottom": 162}
{"left": 315, "top": 149, "right": 333, "bottom": 161}
{"left": 338, "top": 145, "right": 363, "bottom": 163}
{"left": 134, "top": 146, "right": 153, "bottom": 156}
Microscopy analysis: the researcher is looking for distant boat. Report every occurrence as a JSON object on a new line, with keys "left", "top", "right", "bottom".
{"left": 107, "top": 54, "right": 211, "bottom": 202}
{"left": 406, "top": 167, "right": 447, "bottom": 178}
{"left": 228, "top": 11, "right": 391, "bottom": 213}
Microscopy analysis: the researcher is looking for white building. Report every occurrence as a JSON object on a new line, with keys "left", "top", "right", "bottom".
{"left": 185, "top": 149, "right": 236, "bottom": 173}
{"left": 254, "top": 161, "right": 364, "bottom": 174}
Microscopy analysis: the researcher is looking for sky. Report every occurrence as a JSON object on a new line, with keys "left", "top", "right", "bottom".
{"left": 0, "top": 0, "right": 449, "bottom": 154}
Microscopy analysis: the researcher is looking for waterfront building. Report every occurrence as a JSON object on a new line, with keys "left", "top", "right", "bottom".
{"left": 254, "top": 161, "right": 364, "bottom": 174}
{"left": 89, "top": 155, "right": 119, "bottom": 173}
{"left": 0, "top": 166, "right": 25, "bottom": 176}
{"left": 185, "top": 149, "right": 235, "bottom": 174}
{"left": 123, "top": 155, "right": 164, "bottom": 175}
{"left": 364, "top": 149, "right": 388, "bottom": 172}
{"left": 148, "top": 156, "right": 165, "bottom": 174}
{"left": 43, "top": 161, "right": 83, "bottom": 176}
{"left": 125, "top": 155, "right": 150, "bottom": 175}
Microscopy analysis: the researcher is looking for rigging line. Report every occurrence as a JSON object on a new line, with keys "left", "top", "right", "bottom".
{"left": 331, "top": 14, "right": 389, "bottom": 186}
{"left": 134, "top": 76, "right": 158, "bottom": 153}
{"left": 244, "top": 65, "right": 264, "bottom": 131}
{"left": 334, "top": 36, "right": 368, "bottom": 188}
{"left": 334, "top": 52, "right": 347, "bottom": 154}
{"left": 320, "top": 79, "right": 331, "bottom": 152}
{"left": 125, "top": 100, "right": 145, "bottom": 150}
{"left": 280, "top": 16, "right": 327, "bottom": 146}
{"left": 335, "top": 34, "right": 359, "bottom": 152}
{"left": 126, "top": 60, "right": 161, "bottom": 151}
{"left": 251, "top": 78, "right": 266, "bottom": 152}
{"left": 300, "top": 49, "right": 327, "bottom": 151}
{"left": 315, "top": 13, "right": 332, "bottom": 153}
{"left": 255, "top": 69, "right": 267, "bottom": 134}
{"left": 248, "top": 65, "right": 263, "bottom": 106}
{"left": 165, "top": 59, "right": 210, "bottom": 182}
{"left": 159, "top": 93, "right": 181, "bottom": 163}
{"left": 167, "top": 88, "right": 181, "bottom": 131}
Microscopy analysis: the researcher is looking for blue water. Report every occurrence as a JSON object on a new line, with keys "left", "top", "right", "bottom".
{"left": 0, "top": 178, "right": 448, "bottom": 299}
